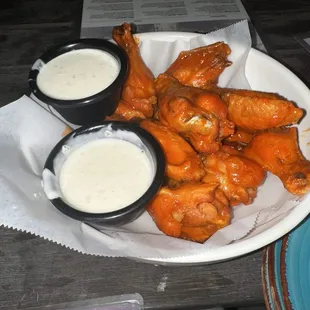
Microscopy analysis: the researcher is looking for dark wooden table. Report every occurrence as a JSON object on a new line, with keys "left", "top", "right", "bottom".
{"left": 0, "top": 0, "right": 310, "bottom": 309}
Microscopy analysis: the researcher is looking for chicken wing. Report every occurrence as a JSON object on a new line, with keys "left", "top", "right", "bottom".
{"left": 243, "top": 128, "right": 310, "bottom": 195}
{"left": 155, "top": 74, "right": 234, "bottom": 153}
{"left": 147, "top": 182, "right": 231, "bottom": 242}
{"left": 140, "top": 120, "right": 205, "bottom": 182}
{"left": 221, "top": 93, "right": 304, "bottom": 132}
{"left": 210, "top": 87, "right": 284, "bottom": 100}
{"left": 155, "top": 73, "right": 229, "bottom": 119}
{"left": 203, "top": 145, "right": 266, "bottom": 206}
{"left": 165, "top": 42, "right": 231, "bottom": 88}
{"left": 112, "top": 23, "right": 156, "bottom": 118}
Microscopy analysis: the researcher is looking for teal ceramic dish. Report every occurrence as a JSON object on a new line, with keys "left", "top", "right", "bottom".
{"left": 262, "top": 216, "right": 310, "bottom": 310}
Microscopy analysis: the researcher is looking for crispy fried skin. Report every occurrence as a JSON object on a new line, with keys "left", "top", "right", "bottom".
{"left": 140, "top": 120, "right": 205, "bottom": 182}
{"left": 112, "top": 23, "right": 156, "bottom": 118}
{"left": 155, "top": 74, "right": 234, "bottom": 153}
{"left": 222, "top": 93, "right": 304, "bottom": 132}
{"left": 147, "top": 183, "right": 231, "bottom": 242}
{"left": 165, "top": 42, "right": 232, "bottom": 88}
{"left": 243, "top": 128, "right": 310, "bottom": 195}
{"left": 203, "top": 145, "right": 266, "bottom": 206}
{"left": 210, "top": 87, "right": 284, "bottom": 100}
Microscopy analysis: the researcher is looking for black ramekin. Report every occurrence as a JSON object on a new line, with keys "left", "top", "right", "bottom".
{"left": 29, "top": 39, "right": 128, "bottom": 125}
{"left": 43, "top": 121, "right": 165, "bottom": 228}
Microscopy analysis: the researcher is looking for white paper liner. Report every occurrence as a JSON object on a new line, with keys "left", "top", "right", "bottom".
{"left": 0, "top": 20, "right": 307, "bottom": 260}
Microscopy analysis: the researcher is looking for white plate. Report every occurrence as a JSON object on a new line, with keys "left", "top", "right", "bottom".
{"left": 133, "top": 32, "right": 310, "bottom": 264}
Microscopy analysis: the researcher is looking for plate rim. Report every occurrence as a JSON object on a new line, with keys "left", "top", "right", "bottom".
{"left": 133, "top": 31, "right": 310, "bottom": 264}
{"left": 284, "top": 218, "right": 310, "bottom": 309}
{"left": 280, "top": 235, "right": 293, "bottom": 310}
{"left": 262, "top": 246, "right": 275, "bottom": 310}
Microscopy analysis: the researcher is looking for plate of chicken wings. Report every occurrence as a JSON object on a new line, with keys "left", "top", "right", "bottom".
{"left": 106, "top": 23, "right": 310, "bottom": 263}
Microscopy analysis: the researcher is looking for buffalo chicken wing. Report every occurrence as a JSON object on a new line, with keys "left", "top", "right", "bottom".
{"left": 148, "top": 183, "right": 231, "bottom": 242}
{"left": 165, "top": 42, "right": 231, "bottom": 88}
{"left": 203, "top": 146, "right": 266, "bottom": 206}
{"left": 112, "top": 23, "right": 156, "bottom": 118}
{"left": 244, "top": 128, "right": 310, "bottom": 195}
{"left": 222, "top": 93, "right": 304, "bottom": 132}
{"left": 211, "top": 87, "right": 284, "bottom": 100}
{"left": 140, "top": 120, "right": 205, "bottom": 182}
{"left": 155, "top": 74, "right": 234, "bottom": 153}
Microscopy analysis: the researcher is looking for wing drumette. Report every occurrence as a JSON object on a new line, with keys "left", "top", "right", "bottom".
{"left": 112, "top": 23, "right": 156, "bottom": 118}
{"left": 244, "top": 128, "right": 310, "bottom": 195}
{"left": 210, "top": 87, "right": 284, "bottom": 99}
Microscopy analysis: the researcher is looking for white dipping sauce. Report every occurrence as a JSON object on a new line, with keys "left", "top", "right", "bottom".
{"left": 59, "top": 138, "right": 153, "bottom": 213}
{"left": 37, "top": 49, "right": 120, "bottom": 100}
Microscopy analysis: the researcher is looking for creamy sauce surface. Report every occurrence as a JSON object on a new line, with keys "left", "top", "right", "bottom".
{"left": 59, "top": 138, "right": 153, "bottom": 213}
{"left": 37, "top": 49, "right": 120, "bottom": 100}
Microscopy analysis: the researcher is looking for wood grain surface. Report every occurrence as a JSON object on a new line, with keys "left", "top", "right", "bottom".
{"left": 0, "top": 227, "right": 263, "bottom": 309}
{"left": 0, "top": 0, "right": 309, "bottom": 309}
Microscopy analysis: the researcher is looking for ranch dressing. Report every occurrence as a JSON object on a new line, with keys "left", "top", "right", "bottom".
{"left": 58, "top": 138, "right": 153, "bottom": 213}
{"left": 37, "top": 49, "right": 120, "bottom": 100}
